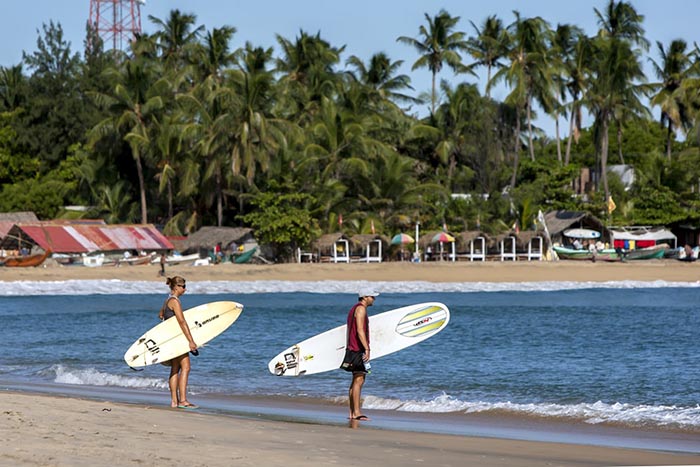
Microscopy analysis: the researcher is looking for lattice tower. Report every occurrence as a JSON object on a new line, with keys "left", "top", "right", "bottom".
{"left": 88, "top": 0, "right": 144, "bottom": 51}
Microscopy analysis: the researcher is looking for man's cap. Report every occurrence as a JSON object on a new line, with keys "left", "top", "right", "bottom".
{"left": 358, "top": 289, "right": 380, "bottom": 298}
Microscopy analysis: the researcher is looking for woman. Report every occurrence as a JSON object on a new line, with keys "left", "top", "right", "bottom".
{"left": 159, "top": 276, "right": 198, "bottom": 408}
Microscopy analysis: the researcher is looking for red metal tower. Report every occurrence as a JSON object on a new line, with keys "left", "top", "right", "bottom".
{"left": 89, "top": 0, "right": 144, "bottom": 51}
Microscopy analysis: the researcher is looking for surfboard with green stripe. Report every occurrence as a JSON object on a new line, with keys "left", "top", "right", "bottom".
{"left": 268, "top": 302, "right": 450, "bottom": 376}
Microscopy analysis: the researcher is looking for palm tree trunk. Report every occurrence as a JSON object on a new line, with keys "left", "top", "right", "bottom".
{"left": 216, "top": 171, "right": 223, "bottom": 227}
{"left": 600, "top": 117, "right": 610, "bottom": 208}
{"left": 510, "top": 108, "right": 521, "bottom": 189}
{"left": 617, "top": 125, "right": 625, "bottom": 164}
{"left": 486, "top": 65, "right": 492, "bottom": 99}
{"left": 666, "top": 121, "right": 673, "bottom": 160}
{"left": 555, "top": 114, "right": 562, "bottom": 165}
{"left": 565, "top": 102, "right": 576, "bottom": 165}
{"left": 431, "top": 71, "right": 437, "bottom": 115}
{"left": 167, "top": 180, "right": 173, "bottom": 220}
{"left": 134, "top": 148, "right": 148, "bottom": 224}
{"left": 526, "top": 96, "right": 535, "bottom": 161}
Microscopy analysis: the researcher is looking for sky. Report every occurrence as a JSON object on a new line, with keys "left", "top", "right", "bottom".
{"left": 1, "top": 0, "right": 699, "bottom": 137}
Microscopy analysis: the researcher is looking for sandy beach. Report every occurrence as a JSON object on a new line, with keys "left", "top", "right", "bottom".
{"left": 3, "top": 260, "right": 700, "bottom": 466}
{"left": 0, "top": 258, "right": 698, "bottom": 283}
{"left": 2, "top": 391, "right": 699, "bottom": 467}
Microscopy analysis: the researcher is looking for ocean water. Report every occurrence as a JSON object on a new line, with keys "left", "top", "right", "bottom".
{"left": 1, "top": 279, "right": 700, "bottom": 433}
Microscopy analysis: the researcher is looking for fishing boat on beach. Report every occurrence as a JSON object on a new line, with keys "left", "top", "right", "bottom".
{"left": 552, "top": 246, "right": 619, "bottom": 261}
{"left": 0, "top": 250, "right": 51, "bottom": 267}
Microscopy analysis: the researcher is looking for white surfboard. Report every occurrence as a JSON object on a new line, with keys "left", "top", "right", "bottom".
{"left": 124, "top": 301, "right": 244, "bottom": 368}
{"left": 564, "top": 228, "right": 601, "bottom": 239}
{"left": 268, "top": 302, "right": 449, "bottom": 376}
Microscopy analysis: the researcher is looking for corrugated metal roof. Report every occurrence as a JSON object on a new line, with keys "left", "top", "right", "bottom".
{"left": 1, "top": 223, "right": 174, "bottom": 253}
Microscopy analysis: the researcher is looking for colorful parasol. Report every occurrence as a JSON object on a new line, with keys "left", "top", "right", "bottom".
{"left": 432, "top": 232, "right": 455, "bottom": 243}
{"left": 391, "top": 233, "right": 415, "bottom": 245}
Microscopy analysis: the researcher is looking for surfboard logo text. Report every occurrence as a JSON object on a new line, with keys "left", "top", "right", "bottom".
{"left": 195, "top": 314, "right": 220, "bottom": 328}
{"left": 414, "top": 316, "right": 432, "bottom": 326}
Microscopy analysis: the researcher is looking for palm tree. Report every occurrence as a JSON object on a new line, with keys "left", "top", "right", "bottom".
{"left": 649, "top": 39, "right": 693, "bottom": 159}
{"left": 559, "top": 32, "right": 592, "bottom": 165}
{"left": 148, "top": 9, "right": 203, "bottom": 66}
{"left": 90, "top": 59, "right": 168, "bottom": 223}
{"left": 466, "top": 15, "right": 508, "bottom": 98}
{"left": 397, "top": 9, "right": 472, "bottom": 115}
{"left": 275, "top": 30, "right": 344, "bottom": 121}
{"left": 587, "top": 0, "right": 648, "bottom": 205}
{"left": 345, "top": 52, "right": 419, "bottom": 105}
{"left": 195, "top": 25, "right": 237, "bottom": 82}
{"left": 230, "top": 43, "right": 285, "bottom": 186}
{"left": 550, "top": 23, "right": 584, "bottom": 164}
{"left": 489, "top": 12, "right": 553, "bottom": 183}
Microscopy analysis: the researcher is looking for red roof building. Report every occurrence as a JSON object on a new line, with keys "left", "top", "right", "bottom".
{"left": 0, "top": 222, "right": 173, "bottom": 253}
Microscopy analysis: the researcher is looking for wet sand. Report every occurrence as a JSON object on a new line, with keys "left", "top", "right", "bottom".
{"left": 2, "top": 391, "right": 700, "bottom": 467}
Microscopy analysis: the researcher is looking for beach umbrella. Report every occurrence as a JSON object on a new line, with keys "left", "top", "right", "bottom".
{"left": 391, "top": 233, "right": 414, "bottom": 245}
{"left": 432, "top": 232, "right": 455, "bottom": 243}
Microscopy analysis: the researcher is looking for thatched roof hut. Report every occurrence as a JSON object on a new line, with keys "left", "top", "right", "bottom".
{"left": 514, "top": 231, "right": 545, "bottom": 250}
{"left": 310, "top": 232, "right": 353, "bottom": 262}
{"left": 311, "top": 233, "right": 351, "bottom": 252}
{"left": 455, "top": 231, "right": 490, "bottom": 252}
{"left": 180, "top": 226, "right": 255, "bottom": 254}
{"left": 350, "top": 234, "right": 389, "bottom": 251}
{"left": 543, "top": 210, "right": 607, "bottom": 244}
{"left": 417, "top": 230, "right": 443, "bottom": 250}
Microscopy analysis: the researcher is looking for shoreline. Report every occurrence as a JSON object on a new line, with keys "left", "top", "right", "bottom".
{"left": 1, "top": 259, "right": 698, "bottom": 283}
{"left": 3, "top": 389, "right": 700, "bottom": 466}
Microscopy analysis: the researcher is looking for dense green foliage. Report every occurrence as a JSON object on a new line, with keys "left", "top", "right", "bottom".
{"left": 2, "top": 2, "right": 700, "bottom": 257}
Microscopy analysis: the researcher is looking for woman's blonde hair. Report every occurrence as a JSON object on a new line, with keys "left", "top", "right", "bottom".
{"left": 166, "top": 276, "right": 186, "bottom": 289}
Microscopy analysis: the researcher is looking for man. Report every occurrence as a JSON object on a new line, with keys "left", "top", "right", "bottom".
{"left": 346, "top": 289, "right": 379, "bottom": 421}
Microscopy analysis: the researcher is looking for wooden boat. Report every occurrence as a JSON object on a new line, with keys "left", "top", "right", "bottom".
{"left": 233, "top": 247, "right": 257, "bottom": 264}
{"left": 552, "top": 246, "right": 619, "bottom": 261}
{"left": 625, "top": 244, "right": 668, "bottom": 260}
{"left": 119, "top": 252, "right": 156, "bottom": 266}
{"left": 1, "top": 250, "right": 51, "bottom": 267}
{"left": 150, "top": 252, "right": 201, "bottom": 265}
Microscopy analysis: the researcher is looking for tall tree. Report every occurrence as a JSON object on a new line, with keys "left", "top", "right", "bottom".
{"left": 148, "top": 9, "right": 203, "bottom": 66}
{"left": 490, "top": 12, "right": 553, "bottom": 185}
{"left": 345, "top": 52, "right": 419, "bottom": 105}
{"left": 91, "top": 59, "right": 169, "bottom": 223}
{"left": 397, "top": 9, "right": 471, "bottom": 115}
{"left": 466, "top": 15, "right": 508, "bottom": 98}
{"left": 21, "top": 21, "right": 86, "bottom": 165}
{"left": 649, "top": 39, "right": 694, "bottom": 159}
{"left": 587, "top": 0, "right": 648, "bottom": 206}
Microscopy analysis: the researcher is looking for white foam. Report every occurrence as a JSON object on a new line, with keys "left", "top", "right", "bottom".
{"left": 361, "top": 393, "right": 700, "bottom": 428}
{"left": 0, "top": 279, "right": 697, "bottom": 296}
{"left": 42, "top": 364, "right": 168, "bottom": 389}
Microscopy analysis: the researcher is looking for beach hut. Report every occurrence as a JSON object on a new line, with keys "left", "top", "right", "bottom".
{"left": 179, "top": 226, "right": 257, "bottom": 261}
{"left": 609, "top": 226, "right": 677, "bottom": 250}
{"left": 515, "top": 231, "right": 545, "bottom": 261}
{"left": 492, "top": 233, "right": 517, "bottom": 261}
{"left": 543, "top": 210, "right": 607, "bottom": 246}
{"left": 312, "top": 233, "right": 351, "bottom": 263}
{"left": 454, "top": 231, "right": 489, "bottom": 261}
{"left": 0, "top": 222, "right": 173, "bottom": 255}
{"left": 0, "top": 212, "right": 39, "bottom": 254}
{"left": 417, "top": 230, "right": 456, "bottom": 261}
{"left": 350, "top": 234, "right": 387, "bottom": 263}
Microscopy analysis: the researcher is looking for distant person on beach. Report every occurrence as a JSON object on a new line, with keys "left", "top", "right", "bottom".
{"left": 158, "top": 276, "right": 198, "bottom": 409}
{"left": 159, "top": 252, "right": 166, "bottom": 277}
{"left": 342, "top": 289, "right": 378, "bottom": 421}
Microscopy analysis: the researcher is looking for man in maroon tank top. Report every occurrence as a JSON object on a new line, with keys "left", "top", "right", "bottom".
{"left": 347, "top": 289, "right": 379, "bottom": 421}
